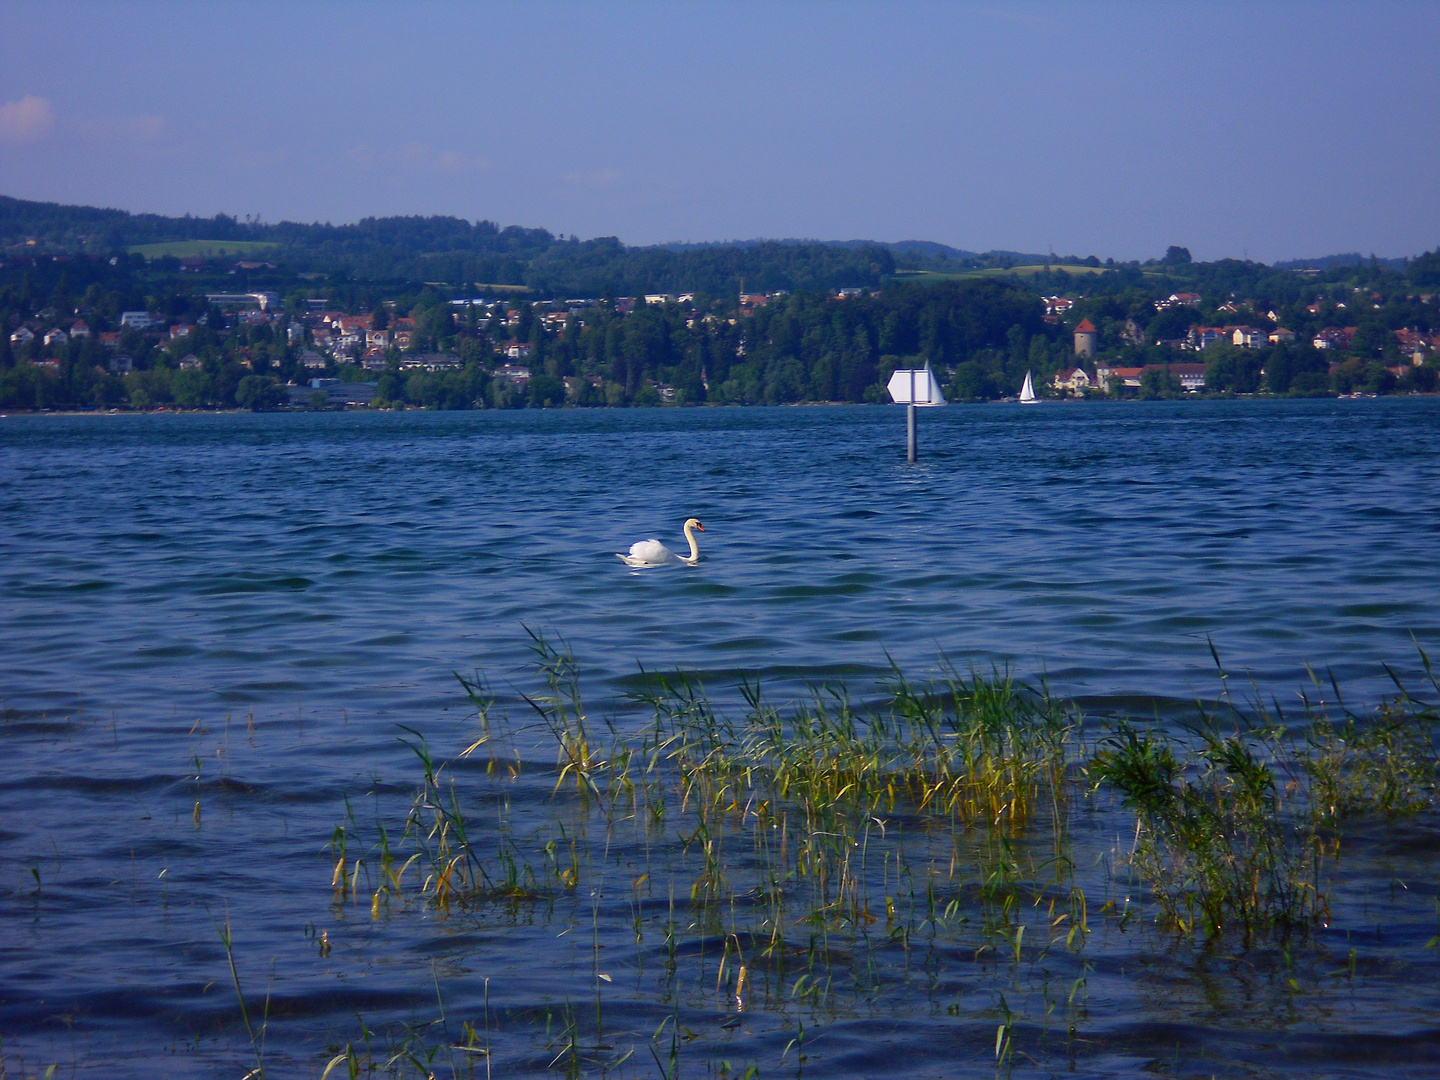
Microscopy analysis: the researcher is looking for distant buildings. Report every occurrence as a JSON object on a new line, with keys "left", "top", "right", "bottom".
{"left": 738, "top": 294, "right": 768, "bottom": 317}
{"left": 1394, "top": 328, "right": 1437, "bottom": 364}
{"left": 1095, "top": 363, "right": 1141, "bottom": 392}
{"left": 204, "top": 291, "right": 280, "bottom": 311}
{"left": 1094, "top": 362, "right": 1205, "bottom": 393}
{"left": 1169, "top": 363, "right": 1207, "bottom": 391}
{"left": 1313, "top": 327, "right": 1356, "bottom": 350}
{"left": 494, "top": 364, "right": 531, "bottom": 387}
{"left": 399, "top": 353, "right": 461, "bottom": 372}
{"left": 6, "top": 247, "right": 1434, "bottom": 415}
{"left": 287, "top": 379, "right": 379, "bottom": 407}
{"left": 1053, "top": 366, "right": 1092, "bottom": 394}
{"left": 391, "top": 317, "right": 415, "bottom": 351}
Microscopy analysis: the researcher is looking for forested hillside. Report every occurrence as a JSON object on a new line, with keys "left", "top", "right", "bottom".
{"left": 1, "top": 195, "right": 1437, "bottom": 411}
{"left": 0, "top": 196, "right": 897, "bottom": 295}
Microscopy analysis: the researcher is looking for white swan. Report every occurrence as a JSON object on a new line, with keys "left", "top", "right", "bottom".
{"left": 617, "top": 518, "right": 705, "bottom": 567}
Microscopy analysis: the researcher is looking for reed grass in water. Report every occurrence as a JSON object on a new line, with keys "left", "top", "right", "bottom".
{"left": 333, "top": 638, "right": 1440, "bottom": 936}
{"left": 315, "top": 639, "right": 1440, "bottom": 1076}
{"left": 1093, "top": 653, "right": 1440, "bottom": 936}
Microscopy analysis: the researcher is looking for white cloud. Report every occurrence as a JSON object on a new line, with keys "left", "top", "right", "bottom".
{"left": 0, "top": 96, "right": 55, "bottom": 142}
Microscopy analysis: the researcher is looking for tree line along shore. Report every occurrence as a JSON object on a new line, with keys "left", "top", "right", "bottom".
{"left": 2, "top": 196, "right": 1438, "bottom": 411}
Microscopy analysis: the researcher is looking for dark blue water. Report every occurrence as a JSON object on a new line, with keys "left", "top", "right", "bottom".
{"left": 2, "top": 400, "right": 1439, "bottom": 1078}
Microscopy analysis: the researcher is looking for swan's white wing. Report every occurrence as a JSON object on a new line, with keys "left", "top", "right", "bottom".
{"left": 625, "top": 539, "right": 674, "bottom": 565}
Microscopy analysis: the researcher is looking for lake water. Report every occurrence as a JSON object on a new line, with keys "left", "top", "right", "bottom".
{"left": 2, "top": 400, "right": 1439, "bottom": 1078}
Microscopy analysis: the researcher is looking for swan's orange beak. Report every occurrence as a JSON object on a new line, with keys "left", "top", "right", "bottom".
{"left": 696, "top": 523, "right": 705, "bottom": 531}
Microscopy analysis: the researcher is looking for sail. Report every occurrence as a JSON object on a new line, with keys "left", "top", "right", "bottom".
{"left": 1019, "top": 370, "right": 1038, "bottom": 404}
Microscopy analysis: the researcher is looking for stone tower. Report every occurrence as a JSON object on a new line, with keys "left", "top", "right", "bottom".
{"left": 1074, "top": 318, "right": 1097, "bottom": 358}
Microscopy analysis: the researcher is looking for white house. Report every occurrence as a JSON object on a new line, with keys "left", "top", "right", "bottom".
{"left": 43, "top": 328, "right": 68, "bottom": 347}
{"left": 1232, "top": 326, "right": 1267, "bottom": 348}
{"left": 9, "top": 327, "right": 34, "bottom": 346}
{"left": 120, "top": 311, "right": 153, "bottom": 329}
{"left": 1053, "top": 366, "right": 1091, "bottom": 394}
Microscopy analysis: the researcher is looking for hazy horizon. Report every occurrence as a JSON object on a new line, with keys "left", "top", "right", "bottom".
{"left": 2, "top": 1, "right": 1436, "bottom": 263}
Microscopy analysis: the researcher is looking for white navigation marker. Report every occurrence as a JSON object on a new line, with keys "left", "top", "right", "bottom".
{"left": 886, "top": 364, "right": 946, "bottom": 462}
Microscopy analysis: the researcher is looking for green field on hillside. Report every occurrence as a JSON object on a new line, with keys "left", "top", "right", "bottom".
{"left": 128, "top": 239, "right": 280, "bottom": 260}
{"left": 425, "top": 281, "right": 531, "bottom": 293}
{"left": 894, "top": 264, "right": 1113, "bottom": 283}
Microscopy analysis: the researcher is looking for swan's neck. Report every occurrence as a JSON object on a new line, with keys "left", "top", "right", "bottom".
{"left": 682, "top": 523, "right": 701, "bottom": 564}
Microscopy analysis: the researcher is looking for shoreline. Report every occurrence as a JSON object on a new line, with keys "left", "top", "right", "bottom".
{"left": 5, "top": 390, "right": 1440, "bottom": 418}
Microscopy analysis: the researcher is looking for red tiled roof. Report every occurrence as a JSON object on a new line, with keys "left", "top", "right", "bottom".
{"left": 1074, "top": 318, "right": 1096, "bottom": 333}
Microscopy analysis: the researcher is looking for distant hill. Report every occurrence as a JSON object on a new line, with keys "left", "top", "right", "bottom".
{"left": 1272, "top": 252, "right": 1409, "bottom": 271}
{"left": 0, "top": 192, "right": 1428, "bottom": 296}
{"left": 831, "top": 239, "right": 1070, "bottom": 267}
{"left": 655, "top": 237, "right": 985, "bottom": 262}
{"left": 0, "top": 195, "right": 898, "bottom": 296}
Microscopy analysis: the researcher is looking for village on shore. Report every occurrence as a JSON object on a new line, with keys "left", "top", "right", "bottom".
{"left": 3, "top": 213, "right": 1438, "bottom": 411}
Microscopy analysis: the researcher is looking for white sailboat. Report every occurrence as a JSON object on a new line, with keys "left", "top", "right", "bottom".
{"left": 1018, "top": 370, "right": 1039, "bottom": 405}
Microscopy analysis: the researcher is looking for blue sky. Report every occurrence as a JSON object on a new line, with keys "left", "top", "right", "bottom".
{"left": 1, "top": 1, "right": 1436, "bottom": 261}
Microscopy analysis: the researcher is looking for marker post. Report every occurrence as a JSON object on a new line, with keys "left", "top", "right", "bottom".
{"left": 887, "top": 363, "right": 946, "bottom": 462}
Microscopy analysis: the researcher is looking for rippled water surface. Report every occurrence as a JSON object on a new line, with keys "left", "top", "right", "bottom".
{"left": 2, "top": 400, "right": 1439, "bottom": 1078}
